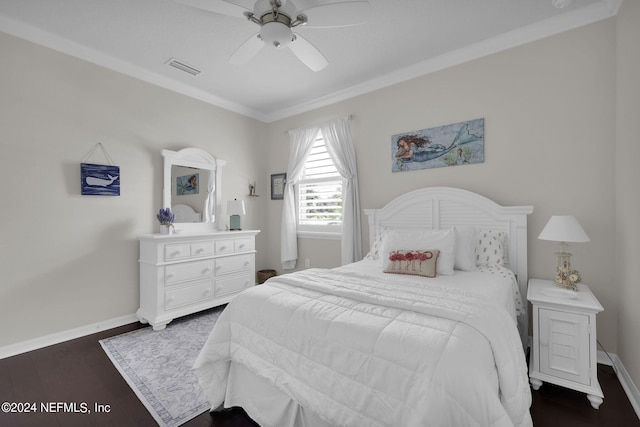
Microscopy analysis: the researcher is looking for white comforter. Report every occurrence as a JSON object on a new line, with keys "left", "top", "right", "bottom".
{"left": 193, "top": 266, "right": 532, "bottom": 427}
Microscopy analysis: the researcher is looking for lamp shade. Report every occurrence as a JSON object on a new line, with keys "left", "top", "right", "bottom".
{"left": 227, "top": 199, "right": 246, "bottom": 216}
{"left": 538, "top": 215, "right": 590, "bottom": 243}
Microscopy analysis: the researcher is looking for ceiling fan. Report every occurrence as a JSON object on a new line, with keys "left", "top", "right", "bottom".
{"left": 176, "top": 0, "right": 371, "bottom": 71}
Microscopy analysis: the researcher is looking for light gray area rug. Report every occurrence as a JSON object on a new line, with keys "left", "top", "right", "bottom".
{"left": 100, "top": 307, "right": 224, "bottom": 427}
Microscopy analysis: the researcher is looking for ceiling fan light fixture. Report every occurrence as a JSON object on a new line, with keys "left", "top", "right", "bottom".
{"left": 182, "top": 0, "right": 371, "bottom": 70}
{"left": 260, "top": 22, "right": 294, "bottom": 48}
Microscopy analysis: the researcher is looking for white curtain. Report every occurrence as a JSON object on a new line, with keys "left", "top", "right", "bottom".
{"left": 281, "top": 126, "right": 320, "bottom": 269}
{"left": 320, "top": 117, "right": 362, "bottom": 264}
{"left": 203, "top": 164, "right": 216, "bottom": 223}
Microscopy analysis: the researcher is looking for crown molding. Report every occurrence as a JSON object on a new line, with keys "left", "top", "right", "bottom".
{"left": 0, "top": 14, "right": 270, "bottom": 122}
{"left": 0, "top": 0, "right": 622, "bottom": 124}
{"left": 261, "top": 0, "right": 623, "bottom": 122}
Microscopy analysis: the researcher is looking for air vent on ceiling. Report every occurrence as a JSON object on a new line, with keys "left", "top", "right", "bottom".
{"left": 552, "top": 0, "right": 573, "bottom": 8}
{"left": 166, "top": 58, "right": 202, "bottom": 76}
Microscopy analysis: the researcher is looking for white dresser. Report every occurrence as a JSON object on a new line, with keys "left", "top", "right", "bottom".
{"left": 137, "top": 230, "right": 260, "bottom": 330}
{"left": 528, "top": 278, "right": 604, "bottom": 409}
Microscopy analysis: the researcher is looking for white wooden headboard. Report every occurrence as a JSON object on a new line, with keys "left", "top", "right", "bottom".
{"left": 364, "top": 187, "right": 533, "bottom": 344}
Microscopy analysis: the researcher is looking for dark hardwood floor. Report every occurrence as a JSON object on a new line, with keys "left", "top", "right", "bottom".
{"left": 1, "top": 322, "right": 638, "bottom": 427}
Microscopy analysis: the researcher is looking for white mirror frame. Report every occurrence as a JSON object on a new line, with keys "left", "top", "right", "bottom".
{"left": 162, "top": 148, "right": 226, "bottom": 232}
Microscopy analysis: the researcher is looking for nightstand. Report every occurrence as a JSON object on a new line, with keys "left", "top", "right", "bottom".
{"left": 527, "top": 278, "right": 604, "bottom": 409}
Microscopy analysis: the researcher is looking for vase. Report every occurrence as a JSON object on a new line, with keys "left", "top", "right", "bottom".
{"left": 159, "top": 224, "right": 173, "bottom": 235}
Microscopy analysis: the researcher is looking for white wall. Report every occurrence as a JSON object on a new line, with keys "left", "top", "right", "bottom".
{"left": 616, "top": 0, "right": 640, "bottom": 395}
{"left": 0, "top": 32, "right": 270, "bottom": 346}
{"left": 263, "top": 18, "right": 619, "bottom": 354}
{"left": 2, "top": 8, "right": 638, "bottom": 394}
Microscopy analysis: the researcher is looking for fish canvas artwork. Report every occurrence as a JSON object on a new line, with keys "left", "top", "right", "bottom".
{"left": 391, "top": 118, "right": 484, "bottom": 172}
{"left": 81, "top": 163, "right": 120, "bottom": 196}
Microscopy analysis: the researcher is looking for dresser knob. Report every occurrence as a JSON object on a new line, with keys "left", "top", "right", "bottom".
{"left": 166, "top": 273, "right": 174, "bottom": 279}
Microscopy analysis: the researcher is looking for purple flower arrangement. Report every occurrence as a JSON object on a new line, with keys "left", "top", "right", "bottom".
{"left": 156, "top": 207, "right": 175, "bottom": 225}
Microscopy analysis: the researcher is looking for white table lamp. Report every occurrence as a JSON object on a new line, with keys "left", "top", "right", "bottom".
{"left": 538, "top": 215, "right": 590, "bottom": 290}
{"left": 227, "top": 199, "right": 246, "bottom": 231}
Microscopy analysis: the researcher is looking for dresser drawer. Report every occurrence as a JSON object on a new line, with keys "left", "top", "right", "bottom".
{"left": 215, "top": 255, "right": 251, "bottom": 275}
{"left": 191, "top": 241, "right": 214, "bottom": 258}
{"left": 164, "top": 243, "right": 191, "bottom": 261}
{"left": 215, "top": 239, "right": 235, "bottom": 255}
{"left": 165, "top": 259, "right": 214, "bottom": 284}
{"left": 165, "top": 280, "right": 213, "bottom": 310}
{"left": 234, "top": 237, "right": 254, "bottom": 252}
{"left": 215, "top": 273, "right": 253, "bottom": 296}
{"left": 164, "top": 241, "right": 214, "bottom": 262}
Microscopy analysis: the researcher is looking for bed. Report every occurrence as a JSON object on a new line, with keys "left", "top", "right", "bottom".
{"left": 193, "top": 187, "right": 534, "bottom": 427}
{"left": 171, "top": 203, "right": 202, "bottom": 223}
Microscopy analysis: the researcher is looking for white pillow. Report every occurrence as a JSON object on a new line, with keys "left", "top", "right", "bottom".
{"left": 454, "top": 226, "right": 477, "bottom": 271}
{"left": 364, "top": 226, "right": 391, "bottom": 261}
{"left": 475, "top": 229, "right": 506, "bottom": 266}
{"left": 380, "top": 228, "right": 456, "bottom": 275}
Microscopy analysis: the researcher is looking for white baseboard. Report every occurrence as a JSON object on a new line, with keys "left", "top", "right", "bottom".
{"left": 528, "top": 338, "right": 639, "bottom": 420}
{"left": 600, "top": 351, "right": 640, "bottom": 420}
{"left": 598, "top": 349, "right": 616, "bottom": 366}
{"left": 0, "top": 313, "right": 139, "bottom": 360}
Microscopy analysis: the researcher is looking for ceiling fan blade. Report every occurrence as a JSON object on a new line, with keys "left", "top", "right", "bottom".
{"left": 229, "top": 33, "right": 265, "bottom": 65}
{"left": 300, "top": 1, "right": 370, "bottom": 28}
{"left": 174, "top": 0, "right": 251, "bottom": 18}
{"left": 289, "top": 33, "right": 328, "bottom": 71}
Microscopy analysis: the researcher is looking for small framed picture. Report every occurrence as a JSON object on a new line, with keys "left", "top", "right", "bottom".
{"left": 271, "top": 173, "right": 286, "bottom": 200}
{"left": 176, "top": 173, "right": 199, "bottom": 195}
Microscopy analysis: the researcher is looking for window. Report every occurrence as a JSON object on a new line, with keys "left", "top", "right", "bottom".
{"left": 297, "top": 133, "right": 343, "bottom": 237}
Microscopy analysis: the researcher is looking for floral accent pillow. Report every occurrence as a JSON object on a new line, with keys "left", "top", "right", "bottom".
{"left": 380, "top": 228, "right": 455, "bottom": 275}
{"left": 384, "top": 249, "right": 440, "bottom": 278}
{"left": 475, "top": 230, "right": 505, "bottom": 266}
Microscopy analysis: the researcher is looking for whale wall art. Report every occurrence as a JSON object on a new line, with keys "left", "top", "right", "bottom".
{"left": 81, "top": 163, "right": 120, "bottom": 196}
{"left": 391, "top": 118, "right": 484, "bottom": 173}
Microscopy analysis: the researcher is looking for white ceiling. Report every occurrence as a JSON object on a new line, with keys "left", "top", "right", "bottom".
{"left": 0, "top": 0, "right": 622, "bottom": 122}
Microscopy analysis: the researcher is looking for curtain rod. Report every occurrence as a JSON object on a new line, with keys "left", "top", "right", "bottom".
{"left": 285, "top": 114, "right": 355, "bottom": 134}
